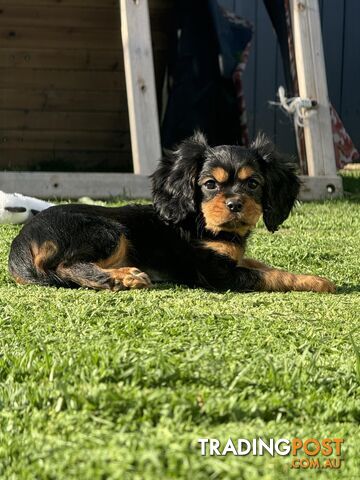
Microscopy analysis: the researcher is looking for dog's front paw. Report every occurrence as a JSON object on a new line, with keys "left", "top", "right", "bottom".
{"left": 109, "top": 267, "right": 152, "bottom": 291}
{"left": 122, "top": 268, "right": 152, "bottom": 289}
{"left": 260, "top": 270, "right": 336, "bottom": 293}
{"left": 310, "top": 275, "right": 336, "bottom": 293}
{"left": 295, "top": 274, "right": 336, "bottom": 293}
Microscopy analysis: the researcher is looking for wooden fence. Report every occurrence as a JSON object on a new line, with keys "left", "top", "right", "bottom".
{"left": 0, "top": 0, "right": 358, "bottom": 172}
{"left": 219, "top": 0, "right": 360, "bottom": 155}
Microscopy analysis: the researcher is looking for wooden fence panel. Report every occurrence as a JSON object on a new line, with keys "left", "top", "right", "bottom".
{"left": 0, "top": 0, "right": 171, "bottom": 171}
{"left": 340, "top": 0, "right": 360, "bottom": 148}
{"left": 219, "top": 0, "right": 358, "bottom": 156}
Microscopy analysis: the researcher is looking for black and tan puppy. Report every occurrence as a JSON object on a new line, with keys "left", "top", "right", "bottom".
{"left": 8, "top": 133, "right": 335, "bottom": 293}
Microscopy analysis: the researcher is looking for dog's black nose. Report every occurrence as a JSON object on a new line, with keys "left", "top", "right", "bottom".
{"left": 226, "top": 198, "right": 243, "bottom": 212}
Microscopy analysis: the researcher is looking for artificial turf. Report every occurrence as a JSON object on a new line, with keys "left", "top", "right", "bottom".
{"left": 0, "top": 190, "right": 359, "bottom": 479}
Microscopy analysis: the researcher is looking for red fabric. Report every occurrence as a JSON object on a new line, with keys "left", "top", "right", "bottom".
{"left": 330, "top": 105, "right": 360, "bottom": 168}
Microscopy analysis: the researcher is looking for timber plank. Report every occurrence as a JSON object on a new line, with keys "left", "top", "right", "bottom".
{"left": 0, "top": 110, "right": 129, "bottom": 131}
{"left": 0, "top": 5, "right": 119, "bottom": 29}
{"left": 0, "top": 89, "right": 127, "bottom": 112}
{"left": 0, "top": 68, "right": 126, "bottom": 91}
{"left": 0, "top": 26, "right": 166, "bottom": 51}
{"left": 0, "top": 48, "right": 122, "bottom": 70}
{"left": 0, "top": 149, "right": 132, "bottom": 171}
{"left": 120, "top": 0, "right": 161, "bottom": 175}
{"left": 0, "top": 1, "right": 169, "bottom": 8}
{"left": 0, "top": 1, "right": 118, "bottom": 7}
{"left": 290, "top": 0, "right": 337, "bottom": 176}
{"left": 0, "top": 5, "right": 170, "bottom": 31}
{"left": 0, "top": 130, "right": 130, "bottom": 151}
{"left": 0, "top": 171, "right": 151, "bottom": 199}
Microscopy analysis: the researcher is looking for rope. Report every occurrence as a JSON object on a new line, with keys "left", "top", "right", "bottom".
{"left": 270, "top": 86, "right": 317, "bottom": 127}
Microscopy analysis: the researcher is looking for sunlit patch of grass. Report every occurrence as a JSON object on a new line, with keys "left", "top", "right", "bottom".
{"left": 0, "top": 193, "right": 359, "bottom": 479}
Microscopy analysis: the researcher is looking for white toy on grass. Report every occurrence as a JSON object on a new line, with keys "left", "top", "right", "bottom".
{"left": 0, "top": 191, "right": 54, "bottom": 224}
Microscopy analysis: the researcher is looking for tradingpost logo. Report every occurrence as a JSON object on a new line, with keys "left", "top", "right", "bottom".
{"left": 197, "top": 437, "right": 344, "bottom": 470}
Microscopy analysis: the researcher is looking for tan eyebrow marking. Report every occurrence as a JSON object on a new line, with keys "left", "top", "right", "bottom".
{"left": 237, "top": 166, "right": 255, "bottom": 180}
{"left": 211, "top": 167, "right": 229, "bottom": 183}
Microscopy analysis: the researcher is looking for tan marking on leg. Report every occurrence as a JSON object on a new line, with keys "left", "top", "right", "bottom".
{"left": 56, "top": 263, "right": 151, "bottom": 291}
{"left": 13, "top": 275, "right": 30, "bottom": 285}
{"left": 237, "top": 166, "right": 255, "bottom": 180}
{"left": 56, "top": 263, "right": 105, "bottom": 290}
{"left": 202, "top": 241, "right": 244, "bottom": 263}
{"left": 96, "top": 234, "right": 129, "bottom": 269}
{"left": 211, "top": 167, "right": 229, "bottom": 183}
{"left": 31, "top": 240, "right": 58, "bottom": 272}
{"left": 260, "top": 269, "right": 336, "bottom": 293}
{"left": 107, "top": 267, "right": 152, "bottom": 290}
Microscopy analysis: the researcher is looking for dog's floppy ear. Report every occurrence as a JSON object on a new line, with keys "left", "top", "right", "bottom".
{"left": 251, "top": 133, "right": 300, "bottom": 232}
{"left": 151, "top": 132, "right": 208, "bottom": 223}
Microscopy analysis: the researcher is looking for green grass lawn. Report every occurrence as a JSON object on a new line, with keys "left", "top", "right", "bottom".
{"left": 0, "top": 191, "right": 359, "bottom": 479}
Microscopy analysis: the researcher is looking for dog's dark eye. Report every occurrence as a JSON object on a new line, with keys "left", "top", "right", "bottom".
{"left": 247, "top": 178, "right": 259, "bottom": 190}
{"left": 204, "top": 180, "right": 217, "bottom": 190}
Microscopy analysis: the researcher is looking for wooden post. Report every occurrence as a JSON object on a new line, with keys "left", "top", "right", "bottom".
{"left": 120, "top": 0, "right": 162, "bottom": 175}
{"left": 290, "top": 0, "right": 337, "bottom": 178}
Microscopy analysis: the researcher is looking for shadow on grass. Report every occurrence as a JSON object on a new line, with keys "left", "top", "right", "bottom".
{"left": 335, "top": 284, "right": 360, "bottom": 294}
{"left": 341, "top": 172, "right": 360, "bottom": 202}
{"left": 152, "top": 283, "right": 360, "bottom": 294}
{"left": 343, "top": 194, "right": 360, "bottom": 204}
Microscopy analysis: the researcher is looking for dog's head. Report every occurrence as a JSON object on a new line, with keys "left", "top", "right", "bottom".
{"left": 152, "top": 132, "right": 300, "bottom": 234}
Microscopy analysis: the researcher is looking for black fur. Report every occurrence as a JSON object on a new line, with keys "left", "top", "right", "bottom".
{"left": 250, "top": 133, "right": 300, "bottom": 232}
{"left": 8, "top": 132, "right": 301, "bottom": 292}
{"left": 151, "top": 131, "right": 208, "bottom": 224}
